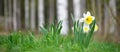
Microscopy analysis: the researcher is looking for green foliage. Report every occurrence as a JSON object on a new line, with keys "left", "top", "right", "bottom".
{"left": 0, "top": 19, "right": 119, "bottom": 52}
{"left": 72, "top": 14, "right": 96, "bottom": 51}
{"left": 0, "top": 35, "right": 6, "bottom": 45}
{"left": 0, "top": 32, "right": 119, "bottom": 52}
{"left": 4, "top": 32, "right": 35, "bottom": 52}
{"left": 40, "top": 21, "right": 64, "bottom": 46}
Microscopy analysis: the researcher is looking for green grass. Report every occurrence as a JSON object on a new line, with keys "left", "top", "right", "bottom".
{"left": 0, "top": 32, "right": 120, "bottom": 52}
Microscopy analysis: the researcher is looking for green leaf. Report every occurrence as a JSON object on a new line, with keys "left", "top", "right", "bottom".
{"left": 40, "top": 26, "right": 48, "bottom": 36}
{"left": 71, "top": 13, "right": 75, "bottom": 22}
{"left": 84, "top": 20, "right": 96, "bottom": 48}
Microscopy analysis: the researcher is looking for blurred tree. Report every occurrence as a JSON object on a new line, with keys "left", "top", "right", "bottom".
{"left": 31, "top": 0, "right": 36, "bottom": 30}
{"left": 57, "top": 0, "right": 69, "bottom": 34}
{"left": 25, "top": 0, "right": 30, "bottom": 30}
{"left": 73, "top": 0, "right": 81, "bottom": 20}
{"left": 13, "top": 0, "right": 17, "bottom": 31}
{"left": 115, "top": 0, "right": 120, "bottom": 40}
{"left": 96, "top": 0, "right": 102, "bottom": 35}
{"left": 49, "top": 0, "right": 55, "bottom": 25}
{"left": 4, "top": 0, "right": 9, "bottom": 31}
{"left": 68, "top": 0, "right": 73, "bottom": 33}
{"left": 8, "top": 0, "right": 12, "bottom": 30}
{"left": 0, "top": 0, "right": 3, "bottom": 15}
{"left": 38, "top": 0, "right": 44, "bottom": 30}
{"left": 17, "top": 0, "right": 21, "bottom": 30}
{"left": 44, "top": 0, "right": 49, "bottom": 28}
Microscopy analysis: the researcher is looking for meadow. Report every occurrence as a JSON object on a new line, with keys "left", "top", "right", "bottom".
{"left": 0, "top": 12, "right": 120, "bottom": 52}
{"left": 0, "top": 31, "right": 120, "bottom": 52}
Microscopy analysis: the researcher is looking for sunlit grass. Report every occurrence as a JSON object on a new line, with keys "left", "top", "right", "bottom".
{"left": 0, "top": 32, "right": 119, "bottom": 52}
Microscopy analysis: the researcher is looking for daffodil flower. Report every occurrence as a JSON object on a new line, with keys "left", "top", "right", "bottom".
{"left": 79, "top": 11, "right": 95, "bottom": 25}
{"left": 83, "top": 24, "right": 90, "bottom": 33}
{"left": 94, "top": 24, "right": 98, "bottom": 32}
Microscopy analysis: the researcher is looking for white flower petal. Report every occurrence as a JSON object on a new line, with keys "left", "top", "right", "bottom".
{"left": 84, "top": 23, "right": 89, "bottom": 27}
{"left": 83, "top": 24, "right": 90, "bottom": 33}
{"left": 79, "top": 18, "right": 84, "bottom": 22}
{"left": 83, "top": 13, "right": 86, "bottom": 18}
{"left": 86, "top": 11, "right": 91, "bottom": 16}
{"left": 92, "top": 16, "right": 95, "bottom": 20}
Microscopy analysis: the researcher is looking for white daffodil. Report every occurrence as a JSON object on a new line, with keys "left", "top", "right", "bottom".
{"left": 83, "top": 24, "right": 90, "bottom": 33}
{"left": 94, "top": 24, "right": 98, "bottom": 32}
{"left": 79, "top": 11, "right": 95, "bottom": 25}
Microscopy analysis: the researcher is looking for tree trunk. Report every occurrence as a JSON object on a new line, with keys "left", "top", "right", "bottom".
{"left": 8, "top": 0, "right": 12, "bottom": 31}
{"left": 80, "top": 0, "right": 86, "bottom": 14}
{"left": 57, "top": 0, "right": 68, "bottom": 34}
{"left": 13, "top": 0, "right": 17, "bottom": 31}
{"left": 116, "top": 0, "right": 120, "bottom": 32}
{"left": 0, "top": 0, "right": 2, "bottom": 15}
{"left": 49, "top": 0, "right": 55, "bottom": 25}
{"left": 109, "top": 0, "right": 117, "bottom": 16}
{"left": 38, "top": 0, "right": 44, "bottom": 30}
{"left": 73, "top": 0, "right": 81, "bottom": 20}
{"left": 4, "top": 0, "right": 8, "bottom": 31}
{"left": 111, "top": 0, "right": 120, "bottom": 42}
{"left": 104, "top": 2, "right": 109, "bottom": 38}
{"left": 101, "top": 0, "right": 105, "bottom": 35}
{"left": 91, "top": 0, "right": 96, "bottom": 15}
{"left": 25, "top": 0, "right": 30, "bottom": 30}
{"left": 44, "top": 0, "right": 49, "bottom": 28}
{"left": 108, "top": 0, "right": 116, "bottom": 34}
{"left": 68, "top": 0, "right": 73, "bottom": 33}
{"left": 17, "top": 0, "right": 21, "bottom": 30}
{"left": 97, "top": 0, "right": 102, "bottom": 35}
{"left": 31, "top": 0, "right": 36, "bottom": 30}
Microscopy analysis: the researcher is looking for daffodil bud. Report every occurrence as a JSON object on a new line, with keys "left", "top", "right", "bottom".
{"left": 94, "top": 24, "right": 98, "bottom": 32}
{"left": 83, "top": 24, "right": 90, "bottom": 33}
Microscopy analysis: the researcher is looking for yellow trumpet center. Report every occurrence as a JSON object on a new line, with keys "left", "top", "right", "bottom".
{"left": 83, "top": 27, "right": 89, "bottom": 32}
{"left": 85, "top": 16, "right": 93, "bottom": 24}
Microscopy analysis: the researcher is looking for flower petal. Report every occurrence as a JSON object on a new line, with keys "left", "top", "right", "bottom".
{"left": 83, "top": 13, "right": 86, "bottom": 18}
{"left": 84, "top": 23, "right": 89, "bottom": 27}
{"left": 79, "top": 18, "right": 84, "bottom": 22}
{"left": 83, "top": 24, "right": 90, "bottom": 33}
{"left": 86, "top": 11, "right": 91, "bottom": 16}
{"left": 94, "top": 24, "right": 98, "bottom": 32}
{"left": 92, "top": 16, "right": 95, "bottom": 20}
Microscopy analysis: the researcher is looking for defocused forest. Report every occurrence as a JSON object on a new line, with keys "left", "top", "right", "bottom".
{"left": 0, "top": 0, "right": 120, "bottom": 42}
